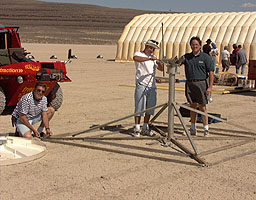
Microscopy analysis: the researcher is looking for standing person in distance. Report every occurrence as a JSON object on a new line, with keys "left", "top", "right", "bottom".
{"left": 221, "top": 46, "right": 231, "bottom": 72}
{"left": 132, "top": 39, "right": 164, "bottom": 137}
{"left": 210, "top": 42, "right": 219, "bottom": 69}
{"left": 230, "top": 44, "right": 239, "bottom": 65}
{"left": 236, "top": 45, "right": 247, "bottom": 75}
{"left": 202, "top": 39, "right": 212, "bottom": 56}
{"left": 183, "top": 36, "right": 214, "bottom": 136}
{"left": 12, "top": 82, "right": 55, "bottom": 138}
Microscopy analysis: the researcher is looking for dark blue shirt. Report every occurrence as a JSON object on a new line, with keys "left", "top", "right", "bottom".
{"left": 184, "top": 51, "right": 214, "bottom": 81}
{"left": 203, "top": 44, "right": 211, "bottom": 55}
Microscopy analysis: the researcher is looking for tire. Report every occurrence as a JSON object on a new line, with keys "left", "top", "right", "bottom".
{"left": 0, "top": 87, "right": 6, "bottom": 115}
{"left": 47, "top": 83, "right": 63, "bottom": 111}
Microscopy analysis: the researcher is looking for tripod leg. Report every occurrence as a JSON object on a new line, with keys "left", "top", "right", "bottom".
{"left": 150, "top": 103, "right": 168, "bottom": 124}
{"left": 173, "top": 102, "right": 198, "bottom": 154}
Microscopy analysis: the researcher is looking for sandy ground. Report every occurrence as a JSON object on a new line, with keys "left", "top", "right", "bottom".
{"left": 0, "top": 44, "right": 256, "bottom": 200}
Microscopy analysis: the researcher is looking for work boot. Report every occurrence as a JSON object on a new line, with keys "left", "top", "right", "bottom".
{"left": 189, "top": 128, "right": 197, "bottom": 136}
{"left": 14, "top": 128, "right": 20, "bottom": 137}
{"left": 204, "top": 130, "right": 209, "bottom": 137}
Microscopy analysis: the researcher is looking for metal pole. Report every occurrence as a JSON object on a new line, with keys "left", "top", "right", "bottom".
{"left": 162, "top": 22, "right": 165, "bottom": 77}
{"left": 167, "top": 63, "right": 176, "bottom": 140}
{"left": 170, "top": 138, "right": 208, "bottom": 166}
{"left": 149, "top": 103, "right": 168, "bottom": 124}
{"left": 173, "top": 103, "right": 198, "bottom": 154}
{"left": 177, "top": 103, "right": 256, "bottom": 134}
{"left": 72, "top": 103, "right": 168, "bottom": 137}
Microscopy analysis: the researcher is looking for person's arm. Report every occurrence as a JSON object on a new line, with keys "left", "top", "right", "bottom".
{"left": 206, "top": 71, "right": 214, "bottom": 95}
{"left": 19, "top": 114, "right": 40, "bottom": 137}
{"left": 133, "top": 55, "right": 157, "bottom": 62}
{"left": 156, "top": 60, "right": 164, "bottom": 71}
{"left": 41, "top": 111, "right": 53, "bottom": 136}
{"left": 228, "top": 54, "right": 231, "bottom": 65}
{"left": 215, "top": 49, "right": 219, "bottom": 56}
{"left": 209, "top": 51, "right": 213, "bottom": 61}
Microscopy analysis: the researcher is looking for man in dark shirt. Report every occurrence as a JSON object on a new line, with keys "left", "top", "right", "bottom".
{"left": 202, "top": 39, "right": 212, "bottom": 55}
{"left": 236, "top": 45, "right": 247, "bottom": 75}
{"left": 183, "top": 36, "right": 214, "bottom": 136}
{"left": 230, "top": 44, "right": 239, "bottom": 65}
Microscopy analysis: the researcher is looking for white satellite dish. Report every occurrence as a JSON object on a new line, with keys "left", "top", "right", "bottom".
{"left": 0, "top": 136, "right": 46, "bottom": 166}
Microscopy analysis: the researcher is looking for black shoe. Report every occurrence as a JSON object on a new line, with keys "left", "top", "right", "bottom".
{"left": 14, "top": 128, "right": 21, "bottom": 137}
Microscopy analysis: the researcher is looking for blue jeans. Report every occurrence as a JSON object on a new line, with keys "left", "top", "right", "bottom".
{"left": 236, "top": 63, "right": 246, "bottom": 75}
{"left": 134, "top": 84, "right": 157, "bottom": 116}
{"left": 212, "top": 55, "right": 216, "bottom": 70}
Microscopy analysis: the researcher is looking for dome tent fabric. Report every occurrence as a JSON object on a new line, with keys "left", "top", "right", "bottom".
{"left": 115, "top": 12, "right": 256, "bottom": 63}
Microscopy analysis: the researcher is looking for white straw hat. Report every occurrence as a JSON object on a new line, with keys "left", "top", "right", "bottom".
{"left": 145, "top": 39, "right": 160, "bottom": 49}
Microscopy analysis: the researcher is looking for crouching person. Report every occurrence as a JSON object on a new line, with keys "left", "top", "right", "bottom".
{"left": 12, "top": 82, "right": 55, "bottom": 138}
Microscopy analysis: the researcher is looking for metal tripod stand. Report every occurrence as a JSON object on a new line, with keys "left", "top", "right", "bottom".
{"left": 149, "top": 57, "right": 207, "bottom": 165}
{"left": 68, "top": 57, "right": 207, "bottom": 165}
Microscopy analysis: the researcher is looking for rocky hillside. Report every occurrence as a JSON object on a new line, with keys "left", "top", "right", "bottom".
{"left": 0, "top": 0, "right": 165, "bottom": 44}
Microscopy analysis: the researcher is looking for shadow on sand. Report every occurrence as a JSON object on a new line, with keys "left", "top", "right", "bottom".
{"left": 44, "top": 138, "right": 197, "bottom": 166}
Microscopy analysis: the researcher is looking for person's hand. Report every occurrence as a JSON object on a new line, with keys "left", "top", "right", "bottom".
{"left": 156, "top": 60, "right": 163, "bottom": 64}
{"left": 150, "top": 56, "right": 157, "bottom": 61}
{"left": 155, "top": 78, "right": 161, "bottom": 83}
{"left": 46, "top": 129, "right": 53, "bottom": 137}
{"left": 33, "top": 130, "right": 40, "bottom": 138}
{"left": 206, "top": 87, "right": 212, "bottom": 96}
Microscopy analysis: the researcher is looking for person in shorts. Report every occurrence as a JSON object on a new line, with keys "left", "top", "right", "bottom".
{"left": 183, "top": 36, "right": 214, "bottom": 136}
{"left": 12, "top": 82, "right": 55, "bottom": 138}
{"left": 132, "top": 39, "right": 163, "bottom": 137}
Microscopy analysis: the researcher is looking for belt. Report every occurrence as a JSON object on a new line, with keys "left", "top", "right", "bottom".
{"left": 187, "top": 79, "right": 205, "bottom": 82}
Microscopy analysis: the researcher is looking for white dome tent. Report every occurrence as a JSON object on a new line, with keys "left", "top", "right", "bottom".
{"left": 115, "top": 12, "right": 256, "bottom": 64}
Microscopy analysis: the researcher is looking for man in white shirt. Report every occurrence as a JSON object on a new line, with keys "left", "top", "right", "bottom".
{"left": 221, "top": 46, "right": 231, "bottom": 72}
{"left": 132, "top": 40, "right": 163, "bottom": 137}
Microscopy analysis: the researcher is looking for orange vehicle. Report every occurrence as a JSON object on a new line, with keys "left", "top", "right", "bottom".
{"left": 0, "top": 26, "right": 71, "bottom": 114}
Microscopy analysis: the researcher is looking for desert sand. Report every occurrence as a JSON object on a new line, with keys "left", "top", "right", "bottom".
{"left": 0, "top": 43, "right": 256, "bottom": 200}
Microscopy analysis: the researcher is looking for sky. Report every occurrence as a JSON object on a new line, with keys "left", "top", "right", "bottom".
{"left": 42, "top": 0, "right": 256, "bottom": 12}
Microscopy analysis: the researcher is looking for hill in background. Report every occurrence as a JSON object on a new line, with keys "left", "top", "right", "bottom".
{"left": 0, "top": 0, "right": 165, "bottom": 44}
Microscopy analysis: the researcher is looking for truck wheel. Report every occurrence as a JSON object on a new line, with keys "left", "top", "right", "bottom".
{"left": 47, "top": 83, "right": 63, "bottom": 111}
{"left": 0, "top": 87, "right": 6, "bottom": 115}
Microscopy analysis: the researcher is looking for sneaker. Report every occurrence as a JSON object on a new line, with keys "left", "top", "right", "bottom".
{"left": 141, "top": 129, "right": 155, "bottom": 137}
{"left": 204, "top": 130, "right": 209, "bottom": 137}
{"left": 132, "top": 130, "right": 140, "bottom": 137}
{"left": 40, "top": 132, "right": 49, "bottom": 138}
{"left": 189, "top": 128, "right": 197, "bottom": 136}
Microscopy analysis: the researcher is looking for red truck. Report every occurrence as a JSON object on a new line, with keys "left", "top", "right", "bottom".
{"left": 0, "top": 26, "right": 71, "bottom": 114}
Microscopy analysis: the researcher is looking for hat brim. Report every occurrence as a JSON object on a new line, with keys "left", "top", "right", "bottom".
{"left": 145, "top": 43, "right": 160, "bottom": 49}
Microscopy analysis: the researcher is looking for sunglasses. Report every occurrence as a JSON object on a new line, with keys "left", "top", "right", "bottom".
{"left": 36, "top": 89, "right": 46, "bottom": 94}
{"left": 150, "top": 40, "right": 159, "bottom": 45}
